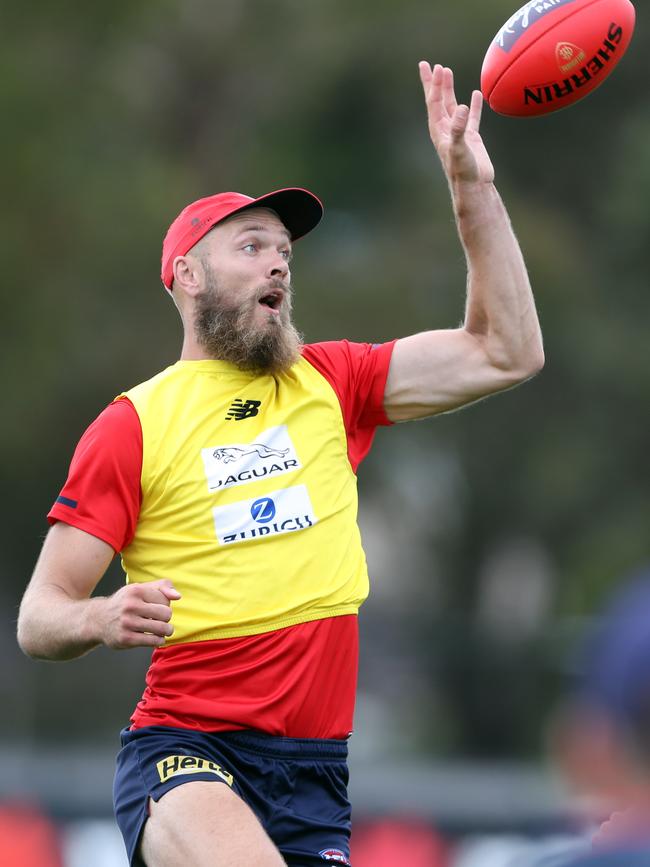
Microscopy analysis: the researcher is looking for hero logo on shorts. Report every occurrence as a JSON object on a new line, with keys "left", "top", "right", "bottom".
{"left": 319, "top": 850, "right": 351, "bottom": 865}
{"left": 156, "top": 755, "right": 234, "bottom": 786}
{"left": 212, "top": 485, "right": 317, "bottom": 545}
{"left": 201, "top": 425, "right": 300, "bottom": 491}
{"left": 495, "top": 0, "right": 577, "bottom": 52}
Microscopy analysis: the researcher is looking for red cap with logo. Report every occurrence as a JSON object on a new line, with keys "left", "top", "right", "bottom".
{"left": 160, "top": 187, "right": 323, "bottom": 290}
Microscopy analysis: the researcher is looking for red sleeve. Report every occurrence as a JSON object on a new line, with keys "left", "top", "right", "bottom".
{"left": 302, "top": 339, "right": 396, "bottom": 472}
{"left": 47, "top": 397, "right": 143, "bottom": 552}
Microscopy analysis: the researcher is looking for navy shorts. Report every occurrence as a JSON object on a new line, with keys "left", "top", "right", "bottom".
{"left": 113, "top": 725, "right": 352, "bottom": 867}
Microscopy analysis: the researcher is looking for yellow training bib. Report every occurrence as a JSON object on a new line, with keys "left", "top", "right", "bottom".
{"left": 120, "top": 358, "right": 370, "bottom": 643}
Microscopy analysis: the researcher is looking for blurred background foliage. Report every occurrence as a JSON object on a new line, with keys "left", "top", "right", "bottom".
{"left": 2, "top": 0, "right": 649, "bottom": 763}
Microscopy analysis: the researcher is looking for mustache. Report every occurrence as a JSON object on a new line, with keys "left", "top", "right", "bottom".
{"left": 255, "top": 278, "right": 292, "bottom": 298}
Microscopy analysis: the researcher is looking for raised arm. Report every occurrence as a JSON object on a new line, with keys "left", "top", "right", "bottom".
{"left": 384, "top": 63, "right": 544, "bottom": 422}
{"left": 17, "top": 522, "right": 180, "bottom": 661}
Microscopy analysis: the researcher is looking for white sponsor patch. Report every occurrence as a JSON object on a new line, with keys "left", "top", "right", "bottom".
{"left": 201, "top": 426, "right": 300, "bottom": 492}
{"left": 212, "top": 485, "right": 317, "bottom": 545}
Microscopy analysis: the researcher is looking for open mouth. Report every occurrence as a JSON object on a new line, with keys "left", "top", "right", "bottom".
{"left": 258, "top": 291, "right": 282, "bottom": 311}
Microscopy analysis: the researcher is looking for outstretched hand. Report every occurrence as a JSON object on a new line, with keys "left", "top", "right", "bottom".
{"left": 419, "top": 62, "right": 494, "bottom": 186}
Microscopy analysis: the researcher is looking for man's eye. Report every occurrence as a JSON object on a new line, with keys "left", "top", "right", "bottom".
{"left": 243, "top": 243, "right": 257, "bottom": 253}
{"left": 280, "top": 250, "right": 292, "bottom": 261}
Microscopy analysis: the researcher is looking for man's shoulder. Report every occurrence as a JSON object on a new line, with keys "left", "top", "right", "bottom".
{"left": 302, "top": 339, "right": 395, "bottom": 368}
{"left": 118, "top": 363, "right": 180, "bottom": 404}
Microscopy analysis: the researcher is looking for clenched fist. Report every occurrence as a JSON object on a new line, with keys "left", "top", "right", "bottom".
{"left": 99, "top": 579, "right": 182, "bottom": 650}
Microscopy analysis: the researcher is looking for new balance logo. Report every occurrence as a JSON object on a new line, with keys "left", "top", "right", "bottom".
{"left": 225, "top": 399, "right": 261, "bottom": 421}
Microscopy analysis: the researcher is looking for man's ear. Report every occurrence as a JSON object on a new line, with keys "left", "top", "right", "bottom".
{"left": 172, "top": 254, "right": 204, "bottom": 296}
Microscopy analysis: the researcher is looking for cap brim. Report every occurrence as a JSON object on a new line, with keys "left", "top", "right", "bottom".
{"left": 231, "top": 187, "right": 323, "bottom": 241}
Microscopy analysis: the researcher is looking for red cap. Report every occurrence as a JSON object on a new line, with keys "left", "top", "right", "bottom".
{"left": 160, "top": 187, "right": 323, "bottom": 290}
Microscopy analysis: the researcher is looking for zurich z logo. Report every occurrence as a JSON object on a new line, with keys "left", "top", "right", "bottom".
{"left": 250, "top": 497, "right": 276, "bottom": 523}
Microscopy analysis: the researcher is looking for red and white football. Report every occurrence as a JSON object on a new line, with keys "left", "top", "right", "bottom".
{"left": 481, "top": 0, "right": 635, "bottom": 117}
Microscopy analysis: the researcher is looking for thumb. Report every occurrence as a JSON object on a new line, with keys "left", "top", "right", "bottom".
{"left": 450, "top": 104, "right": 470, "bottom": 139}
{"left": 156, "top": 579, "right": 182, "bottom": 601}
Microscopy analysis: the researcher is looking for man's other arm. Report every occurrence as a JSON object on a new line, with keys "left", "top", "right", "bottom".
{"left": 17, "top": 522, "right": 180, "bottom": 661}
{"left": 384, "top": 64, "right": 544, "bottom": 422}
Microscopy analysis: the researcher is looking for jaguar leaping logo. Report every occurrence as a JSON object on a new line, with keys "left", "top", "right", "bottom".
{"left": 213, "top": 444, "right": 290, "bottom": 464}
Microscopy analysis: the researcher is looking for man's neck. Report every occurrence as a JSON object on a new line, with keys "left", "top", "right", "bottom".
{"left": 179, "top": 335, "right": 218, "bottom": 361}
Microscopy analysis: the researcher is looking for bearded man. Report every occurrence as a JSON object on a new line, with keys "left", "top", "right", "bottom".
{"left": 17, "top": 64, "right": 544, "bottom": 867}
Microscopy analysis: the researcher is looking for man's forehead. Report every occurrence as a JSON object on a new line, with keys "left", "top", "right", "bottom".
{"left": 220, "top": 207, "right": 290, "bottom": 238}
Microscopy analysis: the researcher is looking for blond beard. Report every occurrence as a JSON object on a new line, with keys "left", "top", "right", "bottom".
{"left": 194, "top": 268, "right": 303, "bottom": 375}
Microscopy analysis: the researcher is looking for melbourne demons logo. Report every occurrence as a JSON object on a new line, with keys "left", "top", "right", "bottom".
{"left": 319, "top": 850, "right": 351, "bottom": 865}
{"left": 201, "top": 426, "right": 301, "bottom": 492}
{"left": 213, "top": 444, "right": 289, "bottom": 464}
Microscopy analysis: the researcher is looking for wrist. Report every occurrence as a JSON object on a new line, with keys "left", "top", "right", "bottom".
{"left": 451, "top": 181, "right": 502, "bottom": 226}
{"left": 79, "top": 596, "right": 107, "bottom": 650}
{"left": 450, "top": 177, "right": 497, "bottom": 198}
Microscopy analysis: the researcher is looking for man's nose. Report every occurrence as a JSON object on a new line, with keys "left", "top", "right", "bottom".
{"left": 267, "top": 252, "right": 289, "bottom": 279}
